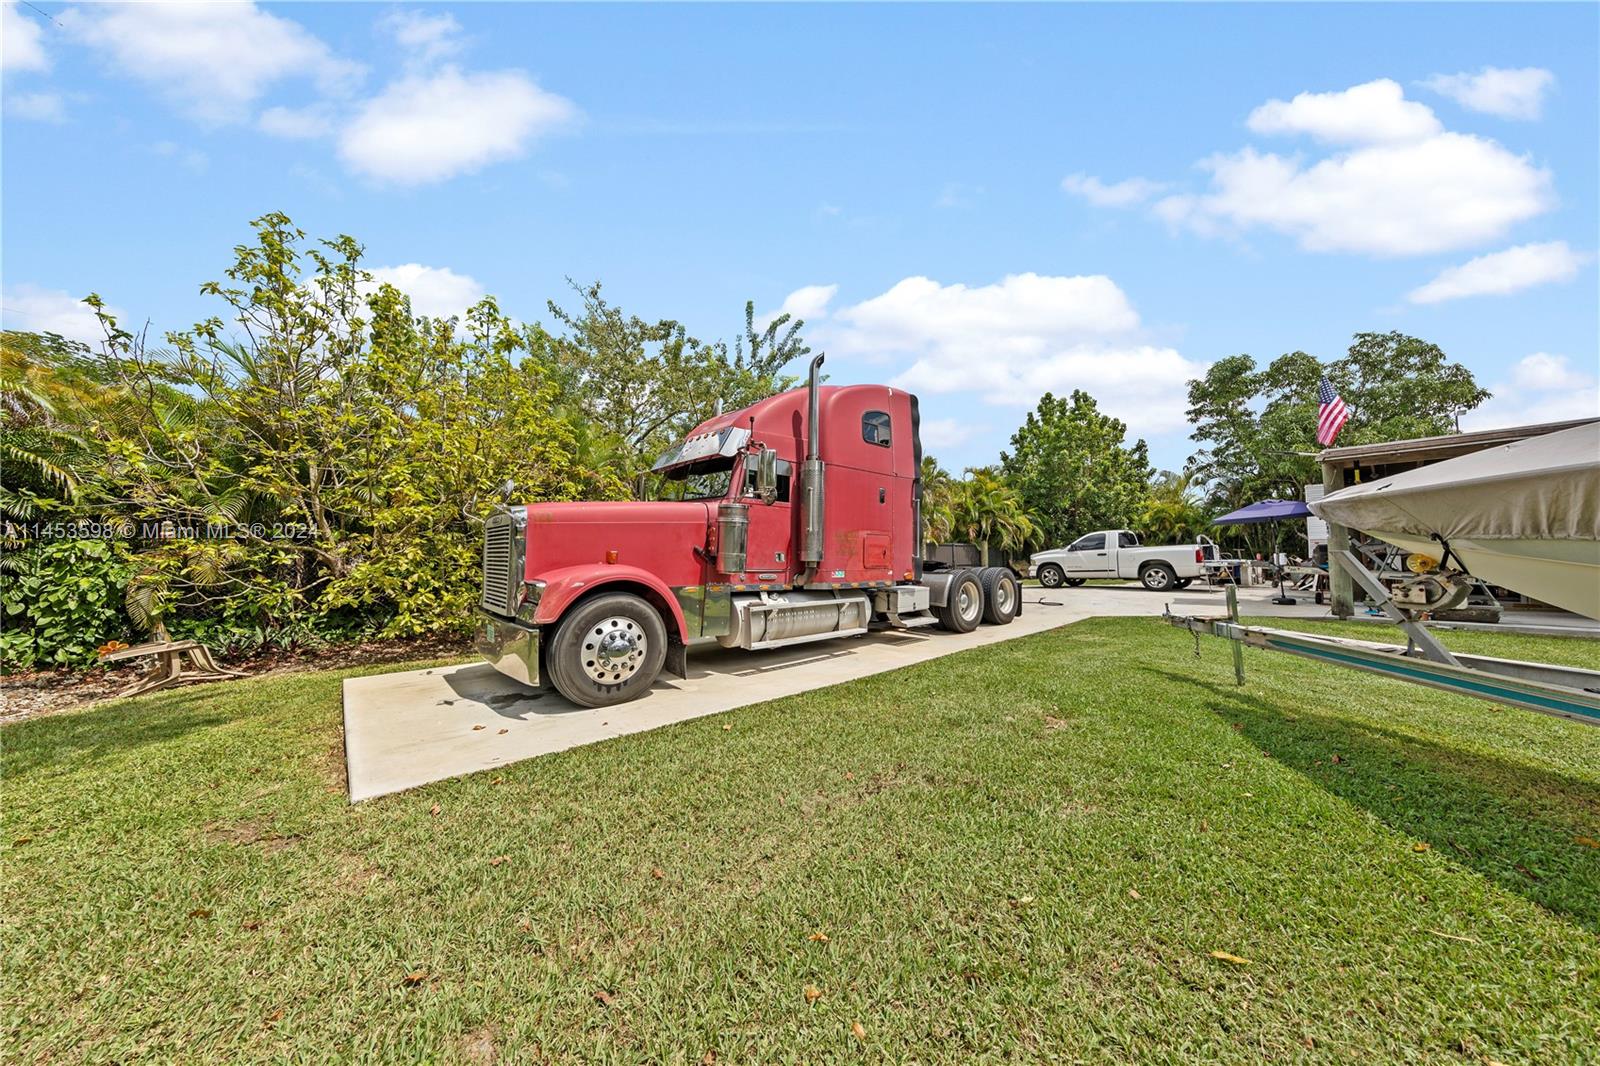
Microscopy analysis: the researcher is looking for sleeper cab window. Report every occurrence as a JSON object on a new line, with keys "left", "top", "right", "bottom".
{"left": 862, "top": 410, "right": 892, "bottom": 447}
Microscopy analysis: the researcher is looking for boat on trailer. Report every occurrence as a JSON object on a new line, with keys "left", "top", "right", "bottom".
{"left": 1308, "top": 421, "right": 1600, "bottom": 621}
{"left": 1165, "top": 420, "right": 1600, "bottom": 727}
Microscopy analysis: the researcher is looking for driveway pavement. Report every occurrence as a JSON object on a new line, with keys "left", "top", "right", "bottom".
{"left": 341, "top": 583, "right": 1323, "bottom": 802}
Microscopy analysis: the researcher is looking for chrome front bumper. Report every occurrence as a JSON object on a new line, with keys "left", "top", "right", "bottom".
{"left": 476, "top": 611, "right": 541, "bottom": 688}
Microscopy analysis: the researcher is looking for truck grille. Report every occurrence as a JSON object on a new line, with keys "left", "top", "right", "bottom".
{"left": 480, "top": 514, "right": 518, "bottom": 615}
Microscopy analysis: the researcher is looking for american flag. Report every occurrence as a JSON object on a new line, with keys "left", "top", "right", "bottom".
{"left": 1316, "top": 377, "right": 1349, "bottom": 446}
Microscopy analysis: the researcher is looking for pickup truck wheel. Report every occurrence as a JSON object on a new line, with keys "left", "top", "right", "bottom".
{"left": 1037, "top": 563, "right": 1066, "bottom": 589}
{"left": 547, "top": 592, "right": 668, "bottom": 708}
{"left": 1065, "top": 578, "right": 1087, "bottom": 588}
{"left": 979, "top": 567, "right": 1020, "bottom": 625}
{"left": 1140, "top": 563, "right": 1178, "bottom": 592}
{"left": 936, "top": 568, "right": 984, "bottom": 633}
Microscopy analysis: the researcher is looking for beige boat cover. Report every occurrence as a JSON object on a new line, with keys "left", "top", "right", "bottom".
{"left": 1310, "top": 421, "right": 1600, "bottom": 543}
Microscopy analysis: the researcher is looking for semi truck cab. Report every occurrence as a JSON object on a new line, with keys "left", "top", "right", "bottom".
{"left": 476, "top": 356, "right": 1023, "bottom": 707}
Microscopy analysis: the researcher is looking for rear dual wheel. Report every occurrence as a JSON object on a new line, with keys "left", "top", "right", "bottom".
{"left": 979, "top": 567, "right": 1020, "bottom": 625}
{"left": 935, "top": 568, "right": 984, "bottom": 633}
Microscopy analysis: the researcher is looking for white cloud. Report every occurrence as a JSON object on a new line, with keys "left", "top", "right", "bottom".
{"left": 5, "top": 91, "right": 65, "bottom": 122}
{"left": 3, "top": 3, "right": 50, "bottom": 73}
{"left": 1422, "top": 67, "right": 1555, "bottom": 121}
{"left": 1149, "top": 79, "right": 1554, "bottom": 257}
{"left": 761, "top": 284, "right": 837, "bottom": 329}
{"left": 1156, "top": 134, "right": 1551, "bottom": 257}
{"left": 258, "top": 103, "right": 334, "bottom": 139}
{"left": 381, "top": 10, "right": 463, "bottom": 67}
{"left": 1246, "top": 79, "right": 1441, "bottom": 144}
{"left": 1061, "top": 173, "right": 1168, "bottom": 208}
{"left": 0, "top": 284, "right": 118, "bottom": 346}
{"left": 920, "top": 417, "right": 977, "bottom": 450}
{"left": 1461, "top": 353, "right": 1600, "bottom": 431}
{"left": 59, "top": 1, "right": 362, "bottom": 124}
{"left": 1408, "top": 241, "right": 1588, "bottom": 304}
{"left": 364, "top": 264, "right": 486, "bottom": 320}
{"left": 151, "top": 139, "right": 208, "bottom": 173}
{"left": 337, "top": 67, "right": 576, "bottom": 184}
{"left": 821, "top": 273, "right": 1203, "bottom": 436}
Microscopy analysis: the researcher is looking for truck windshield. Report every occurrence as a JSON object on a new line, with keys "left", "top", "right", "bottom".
{"left": 652, "top": 456, "right": 736, "bottom": 501}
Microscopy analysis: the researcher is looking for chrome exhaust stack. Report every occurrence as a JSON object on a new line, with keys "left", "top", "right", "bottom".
{"left": 799, "top": 354, "right": 826, "bottom": 584}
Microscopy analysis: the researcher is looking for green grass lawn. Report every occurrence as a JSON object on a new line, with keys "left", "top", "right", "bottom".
{"left": 5, "top": 617, "right": 1599, "bottom": 1062}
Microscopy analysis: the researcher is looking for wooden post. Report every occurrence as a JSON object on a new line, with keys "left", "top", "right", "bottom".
{"left": 1227, "top": 584, "right": 1244, "bottom": 686}
{"left": 1322, "top": 460, "right": 1354, "bottom": 619}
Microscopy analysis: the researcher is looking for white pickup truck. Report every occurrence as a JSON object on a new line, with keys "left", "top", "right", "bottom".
{"left": 1031, "top": 530, "right": 1219, "bottom": 591}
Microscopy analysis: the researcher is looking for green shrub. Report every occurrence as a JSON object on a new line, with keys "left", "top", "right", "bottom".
{"left": 0, "top": 539, "right": 133, "bottom": 670}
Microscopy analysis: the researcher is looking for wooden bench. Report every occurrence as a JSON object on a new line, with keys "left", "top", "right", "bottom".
{"left": 100, "top": 639, "right": 247, "bottom": 697}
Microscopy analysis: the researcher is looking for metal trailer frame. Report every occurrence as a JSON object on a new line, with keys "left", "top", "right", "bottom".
{"left": 1164, "top": 551, "right": 1600, "bottom": 727}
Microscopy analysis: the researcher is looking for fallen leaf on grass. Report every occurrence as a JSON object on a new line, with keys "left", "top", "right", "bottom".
{"left": 402, "top": 971, "right": 428, "bottom": 987}
{"left": 594, "top": 990, "right": 614, "bottom": 1007}
{"left": 702, "top": 1053, "right": 717, "bottom": 1065}
{"left": 472, "top": 724, "right": 486, "bottom": 731}
{"left": 1009, "top": 895, "right": 1036, "bottom": 908}
{"left": 1330, "top": 754, "right": 1343, "bottom": 764}
{"left": 807, "top": 931, "right": 830, "bottom": 943}
{"left": 261, "top": 1008, "right": 284, "bottom": 1029}
{"left": 517, "top": 917, "right": 532, "bottom": 932}
{"left": 242, "top": 919, "right": 263, "bottom": 931}
{"left": 722, "top": 723, "right": 732, "bottom": 731}
{"left": 844, "top": 771, "right": 855, "bottom": 781}
{"left": 1426, "top": 929, "right": 1479, "bottom": 944}
{"left": 1576, "top": 836, "right": 1600, "bottom": 849}
{"left": 851, "top": 1021, "right": 866, "bottom": 1041}
{"left": 12, "top": 837, "right": 31, "bottom": 847}
{"left": 188, "top": 908, "right": 212, "bottom": 919}
{"left": 1412, "top": 842, "right": 1431, "bottom": 853}
{"left": 430, "top": 803, "right": 441, "bottom": 817}
{"left": 489, "top": 855, "right": 509, "bottom": 867}
{"left": 804, "top": 984, "right": 822, "bottom": 1004}
{"left": 1208, "top": 951, "right": 1251, "bottom": 966}
{"left": 492, "top": 776, "right": 504, "bottom": 785}
{"left": 1127, "top": 889, "right": 1142, "bottom": 900}
{"left": 651, "top": 866, "right": 665, "bottom": 880}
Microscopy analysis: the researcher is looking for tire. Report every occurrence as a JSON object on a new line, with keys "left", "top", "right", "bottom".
{"left": 1037, "top": 563, "right": 1066, "bottom": 589}
{"left": 1139, "top": 563, "right": 1178, "bottom": 592}
{"left": 546, "top": 592, "right": 668, "bottom": 708}
{"left": 1065, "top": 578, "right": 1087, "bottom": 588}
{"left": 935, "top": 568, "right": 984, "bottom": 633}
{"left": 979, "top": 567, "right": 1020, "bottom": 625}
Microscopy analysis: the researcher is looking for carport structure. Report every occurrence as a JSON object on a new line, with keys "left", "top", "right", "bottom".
{"left": 1317, "top": 416, "right": 1599, "bottom": 618}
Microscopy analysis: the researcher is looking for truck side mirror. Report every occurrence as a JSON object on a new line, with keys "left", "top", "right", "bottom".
{"left": 754, "top": 448, "right": 779, "bottom": 504}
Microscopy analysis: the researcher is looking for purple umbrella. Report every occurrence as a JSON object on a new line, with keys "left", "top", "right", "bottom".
{"left": 1212, "top": 499, "right": 1312, "bottom": 604}
{"left": 1212, "top": 499, "right": 1313, "bottom": 525}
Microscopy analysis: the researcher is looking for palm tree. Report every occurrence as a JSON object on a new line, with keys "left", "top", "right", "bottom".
{"left": 919, "top": 455, "right": 957, "bottom": 544}
{"left": 952, "top": 469, "right": 1039, "bottom": 566}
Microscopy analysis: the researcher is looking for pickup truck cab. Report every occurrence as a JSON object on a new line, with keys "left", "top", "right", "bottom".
{"left": 1031, "top": 530, "right": 1217, "bottom": 591}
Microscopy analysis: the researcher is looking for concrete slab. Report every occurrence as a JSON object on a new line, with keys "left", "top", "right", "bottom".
{"left": 341, "top": 584, "right": 1319, "bottom": 802}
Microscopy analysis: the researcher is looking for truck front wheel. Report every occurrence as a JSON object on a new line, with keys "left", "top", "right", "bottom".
{"left": 547, "top": 592, "right": 668, "bottom": 708}
{"left": 1139, "top": 563, "right": 1178, "bottom": 592}
{"left": 936, "top": 569, "right": 984, "bottom": 633}
{"left": 1037, "top": 563, "right": 1066, "bottom": 588}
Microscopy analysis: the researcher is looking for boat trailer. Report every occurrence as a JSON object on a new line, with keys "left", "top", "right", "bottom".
{"left": 1165, "top": 551, "right": 1600, "bottom": 727}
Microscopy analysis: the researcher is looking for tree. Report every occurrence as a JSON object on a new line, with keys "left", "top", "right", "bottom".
{"left": 919, "top": 455, "right": 958, "bottom": 544}
{"left": 1185, "top": 332, "right": 1489, "bottom": 513}
{"left": 1134, "top": 469, "right": 1210, "bottom": 545}
{"left": 536, "top": 285, "right": 807, "bottom": 492}
{"left": 950, "top": 468, "right": 1040, "bottom": 565}
{"left": 999, "top": 390, "right": 1153, "bottom": 547}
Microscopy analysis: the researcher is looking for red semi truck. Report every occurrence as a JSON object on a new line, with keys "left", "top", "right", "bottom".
{"left": 475, "top": 356, "right": 1022, "bottom": 707}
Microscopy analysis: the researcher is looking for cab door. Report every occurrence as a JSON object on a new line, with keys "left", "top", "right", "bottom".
{"left": 738, "top": 457, "right": 796, "bottom": 585}
{"left": 1063, "top": 532, "right": 1111, "bottom": 576}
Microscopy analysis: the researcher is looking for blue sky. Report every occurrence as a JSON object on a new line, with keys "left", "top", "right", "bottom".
{"left": 4, "top": 2, "right": 1596, "bottom": 472}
